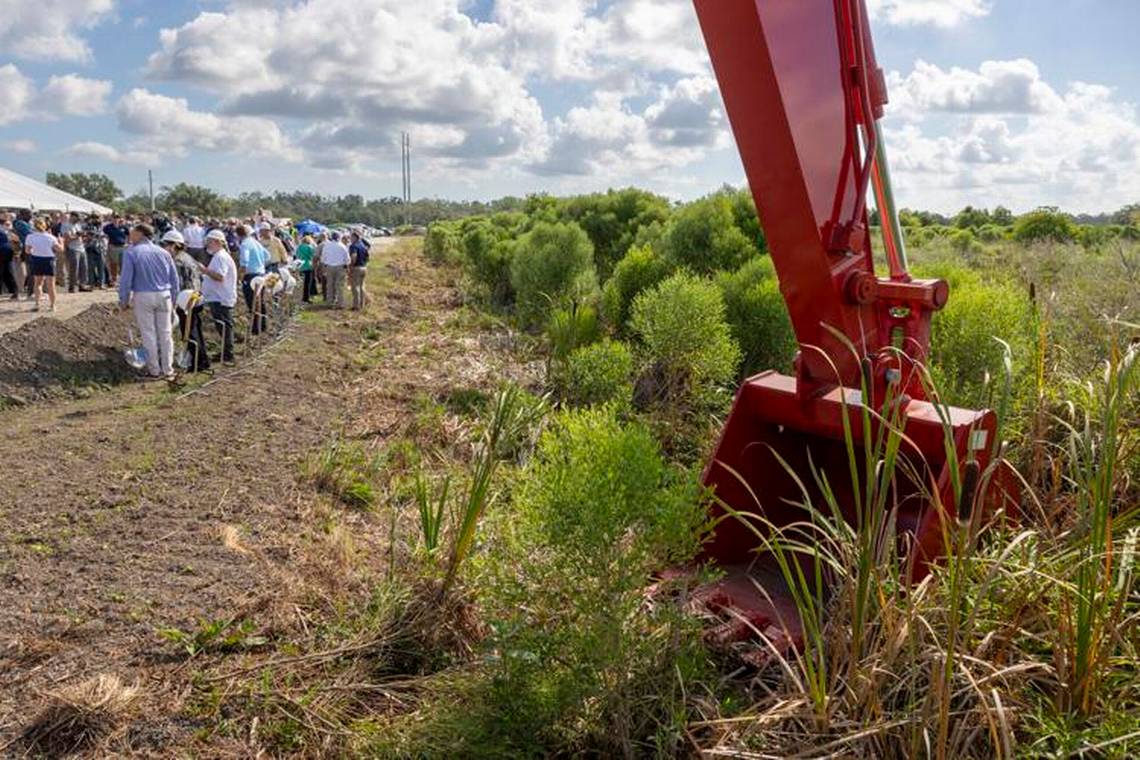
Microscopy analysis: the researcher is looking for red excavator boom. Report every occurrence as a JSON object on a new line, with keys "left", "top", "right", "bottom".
{"left": 692, "top": 0, "right": 1017, "bottom": 652}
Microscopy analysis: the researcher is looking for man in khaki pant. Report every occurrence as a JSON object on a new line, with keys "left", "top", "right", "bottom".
{"left": 321, "top": 232, "right": 350, "bottom": 309}
{"left": 348, "top": 231, "right": 370, "bottom": 311}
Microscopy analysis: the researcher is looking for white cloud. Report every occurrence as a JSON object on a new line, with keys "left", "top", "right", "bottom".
{"left": 645, "top": 76, "right": 725, "bottom": 148}
{"left": 0, "top": 0, "right": 115, "bottom": 63}
{"left": 491, "top": 0, "right": 706, "bottom": 84}
{"left": 868, "top": 0, "right": 991, "bottom": 28}
{"left": 116, "top": 88, "right": 300, "bottom": 162}
{"left": 882, "top": 61, "right": 1140, "bottom": 212}
{"left": 888, "top": 59, "right": 1062, "bottom": 117}
{"left": 534, "top": 77, "right": 727, "bottom": 179}
{"left": 0, "top": 65, "right": 111, "bottom": 123}
{"left": 41, "top": 74, "right": 113, "bottom": 117}
{"left": 141, "top": 0, "right": 724, "bottom": 179}
{"left": 146, "top": 0, "right": 547, "bottom": 172}
{"left": 64, "top": 141, "right": 159, "bottom": 166}
{"left": 0, "top": 65, "right": 36, "bottom": 125}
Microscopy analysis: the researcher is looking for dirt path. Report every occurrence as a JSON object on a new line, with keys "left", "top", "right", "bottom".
{"left": 0, "top": 239, "right": 535, "bottom": 756}
{"left": 0, "top": 287, "right": 118, "bottom": 337}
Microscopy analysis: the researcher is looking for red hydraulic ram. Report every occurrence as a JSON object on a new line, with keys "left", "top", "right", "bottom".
{"left": 690, "top": 0, "right": 1018, "bottom": 652}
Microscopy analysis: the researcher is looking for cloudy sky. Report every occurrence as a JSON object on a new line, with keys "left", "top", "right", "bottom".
{"left": 2, "top": 0, "right": 1139, "bottom": 213}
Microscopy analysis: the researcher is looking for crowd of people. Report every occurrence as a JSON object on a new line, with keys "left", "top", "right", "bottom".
{"left": 0, "top": 209, "right": 373, "bottom": 381}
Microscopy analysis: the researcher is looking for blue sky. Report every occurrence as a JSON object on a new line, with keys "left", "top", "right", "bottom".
{"left": 2, "top": 0, "right": 1139, "bottom": 213}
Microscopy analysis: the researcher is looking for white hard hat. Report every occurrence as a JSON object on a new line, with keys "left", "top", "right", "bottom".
{"left": 176, "top": 289, "right": 201, "bottom": 312}
{"left": 278, "top": 269, "right": 295, "bottom": 293}
{"left": 161, "top": 229, "right": 185, "bottom": 245}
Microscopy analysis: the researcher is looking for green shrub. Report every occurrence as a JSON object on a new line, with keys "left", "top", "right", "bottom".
{"left": 949, "top": 228, "right": 980, "bottom": 254}
{"left": 714, "top": 257, "right": 796, "bottom": 377}
{"left": 662, "top": 194, "right": 757, "bottom": 274}
{"left": 462, "top": 221, "right": 515, "bottom": 306}
{"left": 630, "top": 272, "right": 741, "bottom": 397}
{"left": 561, "top": 339, "right": 635, "bottom": 408}
{"left": 1077, "top": 224, "right": 1115, "bottom": 249}
{"left": 558, "top": 188, "right": 671, "bottom": 279}
{"left": 921, "top": 265, "right": 1036, "bottom": 410}
{"left": 724, "top": 187, "right": 766, "bottom": 252}
{"left": 1013, "top": 209, "right": 1078, "bottom": 243}
{"left": 546, "top": 302, "right": 600, "bottom": 368}
{"left": 976, "top": 223, "right": 1008, "bottom": 242}
{"left": 510, "top": 221, "right": 597, "bottom": 327}
{"left": 600, "top": 244, "right": 674, "bottom": 332}
{"left": 478, "top": 407, "right": 705, "bottom": 753}
{"left": 424, "top": 221, "right": 463, "bottom": 266}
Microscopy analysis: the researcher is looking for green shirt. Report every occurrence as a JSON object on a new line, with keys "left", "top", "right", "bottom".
{"left": 295, "top": 243, "right": 314, "bottom": 272}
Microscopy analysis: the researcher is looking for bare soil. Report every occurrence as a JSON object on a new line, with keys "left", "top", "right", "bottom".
{"left": 0, "top": 287, "right": 119, "bottom": 338}
{"left": 0, "top": 304, "right": 133, "bottom": 405}
{"left": 0, "top": 239, "right": 538, "bottom": 757}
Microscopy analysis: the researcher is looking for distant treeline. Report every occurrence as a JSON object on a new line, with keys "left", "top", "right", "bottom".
{"left": 44, "top": 172, "right": 1140, "bottom": 234}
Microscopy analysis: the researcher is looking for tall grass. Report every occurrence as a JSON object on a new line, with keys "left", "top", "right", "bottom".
{"left": 413, "top": 467, "right": 450, "bottom": 555}
{"left": 441, "top": 384, "right": 547, "bottom": 595}
{"left": 1054, "top": 325, "right": 1139, "bottom": 715}
{"left": 705, "top": 329, "right": 1139, "bottom": 757}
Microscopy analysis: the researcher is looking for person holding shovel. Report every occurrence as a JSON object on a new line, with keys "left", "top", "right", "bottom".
{"left": 237, "top": 224, "right": 270, "bottom": 334}
{"left": 118, "top": 223, "right": 180, "bottom": 380}
{"left": 199, "top": 229, "right": 237, "bottom": 365}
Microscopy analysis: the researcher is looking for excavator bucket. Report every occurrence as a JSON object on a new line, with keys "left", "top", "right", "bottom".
{"left": 696, "top": 373, "right": 1017, "bottom": 657}
{"left": 690, "top": 0, "right": 1019, "bottom": 658}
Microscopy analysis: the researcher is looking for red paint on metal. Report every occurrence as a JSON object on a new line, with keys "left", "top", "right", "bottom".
{"left": 689, "top": 0, "right": 1019, "bottom": 656}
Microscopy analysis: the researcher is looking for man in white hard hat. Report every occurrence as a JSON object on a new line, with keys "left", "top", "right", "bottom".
{"left": 160, "top": 229, "right": 202, "bottom": 293}
{"left": 199, "top": 228, "right": 238, "bottom": 365}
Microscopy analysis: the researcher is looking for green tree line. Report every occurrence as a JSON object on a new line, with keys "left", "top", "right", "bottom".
{"left": 43, "top": 172, "right": 1138, "bottom": 240}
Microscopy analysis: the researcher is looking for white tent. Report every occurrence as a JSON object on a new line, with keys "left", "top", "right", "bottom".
{"left": 0, "top": 166, "right": 114, "bottom": 215}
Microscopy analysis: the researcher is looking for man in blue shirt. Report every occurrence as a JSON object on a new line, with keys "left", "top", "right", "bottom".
{"left": 348, "top": 231, "right": 370, "bottom": 311}
{"left": 102, "top": 215, "right": 130, "bottom": 286}
{"left": 0, "top": 224, "right": 18, "bottom": 300}
{"left": 13, "top": 210, "right": 33, "bottom": 297}
{"left": 237, "top": 224, "right": 270, "bottom": 334}
{"left": 119, "top": 223, "right": 181, "bottom": 379}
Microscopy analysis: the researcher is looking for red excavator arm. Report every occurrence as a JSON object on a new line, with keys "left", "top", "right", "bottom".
{"left": 696, "top": 0, "right": 944, "bottom": 395}
{"left": 691, "top": 0, "right": 1018, "bottom": 654}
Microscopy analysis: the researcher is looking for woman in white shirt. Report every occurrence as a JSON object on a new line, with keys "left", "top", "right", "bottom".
{"left": 24, "top": 218, "right": 63, "bottom": 312}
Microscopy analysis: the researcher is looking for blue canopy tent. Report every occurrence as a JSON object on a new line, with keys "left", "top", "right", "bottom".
{"left": 295, "top": 219, "right": 327, "bottom": 235}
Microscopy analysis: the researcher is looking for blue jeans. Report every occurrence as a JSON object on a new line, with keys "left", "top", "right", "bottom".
{"left": 66, "top": 248, "right": 88, "bottom": 291}
{"left": 87, "top": 249, "right": 106, "bottom": 287}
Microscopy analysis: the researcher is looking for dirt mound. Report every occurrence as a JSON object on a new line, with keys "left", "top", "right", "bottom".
{"left": 0, "top": 304, "right": 134, "bottom": 404}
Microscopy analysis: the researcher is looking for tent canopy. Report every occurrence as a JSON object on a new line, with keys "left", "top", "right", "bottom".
{"left": 0, "top": 166, "right": 114, "bottom": 215}
{"left": 295, "top": 219, "right": 327, "bottom": 235}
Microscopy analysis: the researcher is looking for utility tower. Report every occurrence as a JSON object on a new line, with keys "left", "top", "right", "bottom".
{"left": 401, "top": 132, "right": 412, "bottom": 204}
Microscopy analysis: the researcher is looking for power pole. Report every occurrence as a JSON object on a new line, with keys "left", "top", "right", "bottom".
{"left": 148, "top": 169, "right": 155, "bottom": 212}
{"left": 400, "top": 132, "right": 412, "bottom": 225}
{"left": 401, "top": 132, "right": 412, "bottom": 204}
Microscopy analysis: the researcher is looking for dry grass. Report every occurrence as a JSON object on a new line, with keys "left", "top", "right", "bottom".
{"left": 17, "top": 674, "right": 141, "bottom": 757}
